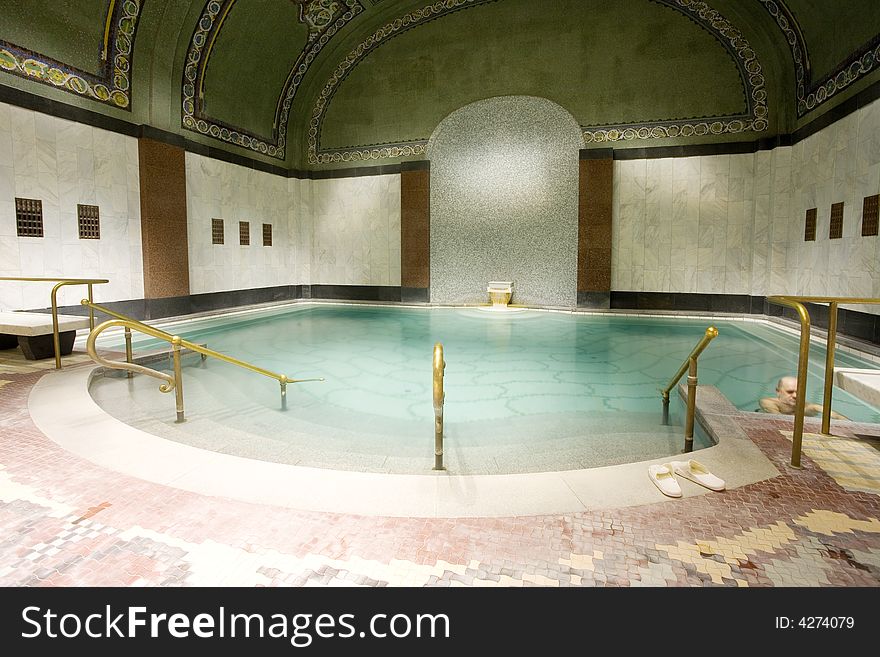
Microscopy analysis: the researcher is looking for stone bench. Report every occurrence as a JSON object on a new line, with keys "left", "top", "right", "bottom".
{"left": 0, "top": 311, "right": 91, "bottom": 360}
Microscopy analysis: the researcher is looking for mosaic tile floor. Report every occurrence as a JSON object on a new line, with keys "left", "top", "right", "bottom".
{"left": 0, "top": 351, "right": 878, "bottom": 587}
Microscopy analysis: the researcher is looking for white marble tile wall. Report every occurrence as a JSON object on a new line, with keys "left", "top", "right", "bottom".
{"left": 612, "top": 97, "right": 880, "bottom": 317}
{"left": 289, "top": 177, "right": 312, "bottom": 285}
{"left": 782, "top": 98, "right": 880, "bottom": 315}
{"left": 185, "top": 153, "right": 295, "bottom": 294}
{"left": 0, "top": 101, "right": 143, "bottom": 311}
{"left": 309, "top": 174, "right": 401, "bottom": 286}
{"left": 612, "top": 153, "right": 757, "bottom": 295}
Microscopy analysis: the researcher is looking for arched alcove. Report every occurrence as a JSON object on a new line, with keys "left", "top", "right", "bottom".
{"left": 427, "top": 95, "right": 582, "bottom": 306}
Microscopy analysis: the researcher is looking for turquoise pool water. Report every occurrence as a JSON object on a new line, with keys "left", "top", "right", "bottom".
{"left": 90, "top": 304, "right": 880, "bottom": 474}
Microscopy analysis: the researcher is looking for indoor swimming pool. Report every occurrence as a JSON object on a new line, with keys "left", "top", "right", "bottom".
{"left": 88, "top": 304, "right": 880, "bottom": 475}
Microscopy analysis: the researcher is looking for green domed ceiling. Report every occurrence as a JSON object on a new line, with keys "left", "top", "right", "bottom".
{"left": 0, "top": 0, "right": 878, "bottom": 168}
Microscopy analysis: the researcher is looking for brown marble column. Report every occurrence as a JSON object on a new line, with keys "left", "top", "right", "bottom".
{"left": 400, "top": 161, "right": 430, "bottom": 302}
{"left": 578, "top": 152, "right": 613, "bottom": 307}
{"left": 137, "top": 137, "right": 190, "bottom": 301}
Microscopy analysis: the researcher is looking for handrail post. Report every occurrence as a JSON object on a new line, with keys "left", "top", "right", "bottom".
{"left": 171, "top": 337, "right": 185, "bottom": 423}
{"left": 124, "top": 326, "right": 133, "bottom": 378}
{"left": 821, "top": 301, "right": 838, "bottom": 436}
{"left": 280, "top": 375, "right": 288, "bottom": 411}
{"left": 50, "top": 282, "right": 63, "bottom": 370}
{"left": 87, "top": 283, "right": 95, "bottom": 330}
{"left": 782, "top": 299, "right": 811, "bottom": 469}
{"left": 660, "top": 325, "right": 717, "bottom": 429}
{"left": 433, "top": 343, "right": 445, "bottom": 471}
{"left": 684, "top": 357, "right": 697, "bottom": 452}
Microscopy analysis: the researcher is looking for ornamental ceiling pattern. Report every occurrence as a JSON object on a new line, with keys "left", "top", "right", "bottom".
{"left": 181, "top": 0, "right": 364, "bottom": 160}
{"left": 308, "top": 0, "right": 769, "bottom": 163}
{"left": 760, "top": 0, "right": 880, "bottom": 117}
{"left": 0, "top": 0, "right": 142, "bottom": 111}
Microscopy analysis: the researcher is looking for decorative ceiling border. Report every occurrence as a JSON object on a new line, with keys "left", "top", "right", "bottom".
{"left": 0, "top": 0, "right": 142, "bottom": 110}
{"left": 584, "top": 0, "right": 767, "bottom": 144}
{"left": 181, "top": 0, "right": 364, "bottom": 160}
{"left": 309, "top": 0, "right": 768, "bottom": 162}
{"left": 309, "top": 0, "right": 499, "bottom": 164}
{"left": 760, "top": 0, "right": 880, "bottom": 117}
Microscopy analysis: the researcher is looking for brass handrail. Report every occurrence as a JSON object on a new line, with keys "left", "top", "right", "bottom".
{"left": 82, "top": 299, "right": 323, "bottom": 421}
{"left": 766, "top": 295, "right": 880, "bottom": 468}
{"left": 0, "top": 276, "right": 110, "bottom": 369}
{"left": 433, "top": 342, "right": 445, "bottom": 471}
{"left": 660, "top": 325, "right": 718, "bottom": 452}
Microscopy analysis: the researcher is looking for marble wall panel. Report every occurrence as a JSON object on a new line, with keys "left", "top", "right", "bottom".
{"left": 309, "top": 174, "right": 400, "bottom": 286}
{"left": 0, "top": 101, "right": 143, "bottom": 309}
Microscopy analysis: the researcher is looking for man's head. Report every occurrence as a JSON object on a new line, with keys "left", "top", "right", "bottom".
{"left": 775, "top": 376, "right": 798, "bottom": 411}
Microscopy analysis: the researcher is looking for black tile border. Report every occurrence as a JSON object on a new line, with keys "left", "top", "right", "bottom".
{"left": 577, "top": 291, "right": 610, "bottom": 308}
{"left": 401, "top": 287, "right": 429, "bottom": 303}
{"left": 308, "top": 285, "right": 401, "bottom": 302}
{"left": 0, "top": 84, "right": 138, "bottom": 137}
{"left": 611, "top": 291, "right": 879, "bottom": 346}
{"left": 5, "top": 78, "right": 878, "bottom": 174}
{"left": 23, "top": 286, "right": 878, "bottom": 346}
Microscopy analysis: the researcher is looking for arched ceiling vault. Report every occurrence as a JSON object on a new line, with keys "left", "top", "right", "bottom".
{"left": 0, "top": 0, "right": 878, "bottom": 168}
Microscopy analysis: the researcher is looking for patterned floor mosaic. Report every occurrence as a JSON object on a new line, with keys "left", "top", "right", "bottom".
{"left": 0, "top": 352, "right": 878, "bottom": 587}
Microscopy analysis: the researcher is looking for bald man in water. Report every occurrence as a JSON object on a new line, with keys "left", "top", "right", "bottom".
{"left": 759, "top": 376, "right": 848, "bottom": 419}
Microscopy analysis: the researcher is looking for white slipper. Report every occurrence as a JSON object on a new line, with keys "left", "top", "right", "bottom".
{"left": 648, "top": 463, "right": 682, "bottom": 498}
{"left": 670, "top": 460, "right": 725, "bottom": 491}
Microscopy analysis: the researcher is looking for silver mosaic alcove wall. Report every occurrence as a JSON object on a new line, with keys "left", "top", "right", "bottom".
{"left": 427, "top": 96, "right": 581, "bottom": 306}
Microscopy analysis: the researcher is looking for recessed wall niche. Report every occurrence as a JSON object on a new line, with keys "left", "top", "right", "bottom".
{"left": 212, "top": 218, "right": 224, "bottom": 245}
{"left": 804, "top": 208, "right": 817, "bottom": 241}
{"left": 427, "top": 96, "right": 581, "bottom": 306}
{"left": 862, "top": 195, "right": 879, "bottom": 237}
{"left": 77, "top": 204, "right": 100, "bottom": 240}
{"left": 15, "top": 198, "right": 43, "bottom": 237}
{"left": 829, "top": 202, "right": 844, "bottom": 239}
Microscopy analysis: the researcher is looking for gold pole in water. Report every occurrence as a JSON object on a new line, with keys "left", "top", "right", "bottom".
{"left": 433, "top": 342, "right": 445, "bottom": 471}
{"left": 280, "top": 375, "right": 288, "bottom": 411}
{"left": 171, "top": 336, "right": 185, "bottom": 423}
{"left": 50, "top": 282, "right": 63, "bottom": 370}
{"left": 821, "top": 301, "right": 838, "bottom": 436}
{"left": 660, "top": 325, "right": 717, "bottom": 428}
{"left": 771, "top": 299, "right": 812, "bottom": 469}
{"left": 87, "top": 283, "right": 95, "bottom": 330}
{"left": 124, "top": 326, "right": 133, "bottom": 378}
{"left": 684, "top": 357, "right": 697, "bottom": 453}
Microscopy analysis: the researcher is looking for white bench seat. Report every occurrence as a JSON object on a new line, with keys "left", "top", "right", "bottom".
{"left": 0, "top": 311, "right": 91, "bottom": 360}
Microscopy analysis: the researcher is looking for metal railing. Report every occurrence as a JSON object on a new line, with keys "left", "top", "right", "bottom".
{"left": 82, "top": 299, "right": 323, "bottom": 422}
{"left": 661, "top": 325, "right": 718, "bottom": 452}
{"left": 433, "top": 342, "right": 445, "bottom": 470}
{"left": 766, "top": 296, "right": 880, "bottom": 468}
{"left": 0, "top": 276, "right": 109, "bottom": 369}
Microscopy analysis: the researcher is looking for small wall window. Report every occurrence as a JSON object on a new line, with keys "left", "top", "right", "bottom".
{"left": 862, "top": 194, "right": 879, "bottom": 237}
{"left": 262, "top": 223, "right": 272, "bottom": 247}
{"left": 212, "top": 218, "right": 224, "bottom": 244}
{"left": 77, "top": 204, "right": 100, "bottom": 239}
{"left": 15, "top": 198, "right": 43, "bottom": 237}
{"left": 239, "top": 221, "right": 250, "bottom": 246}
{"left": 804, "top": 208, "right": 816, "bottom": 241}
{"left": 829, "top": 202, "right": 844, "bottom": 239}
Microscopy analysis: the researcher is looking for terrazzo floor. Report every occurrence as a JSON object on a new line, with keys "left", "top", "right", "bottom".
{"left": 0, "top": 348, "right": 878, "bottom": 588}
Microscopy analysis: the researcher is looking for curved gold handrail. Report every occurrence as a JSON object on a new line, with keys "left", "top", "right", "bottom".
{"left": 82, "top": 299, "right": 323, "bottom": 420}
{"left": 433, "top": 342, "right": 445, "bottom": 471}
{"left": 660, "top": 325, "right": 718, "bottom": 452}
{"left": 0, "top": 276, "right": 109, "bottom": 369}
{"left": 87, "top": 319, "right": 177, "bottom": 390}
{"left": 767, "top": 295, "right": 880, "bottom": 468}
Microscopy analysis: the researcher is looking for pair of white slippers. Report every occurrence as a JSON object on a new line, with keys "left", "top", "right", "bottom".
{"left": 648, "top": 460, "right": 725, "bottom": 498}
